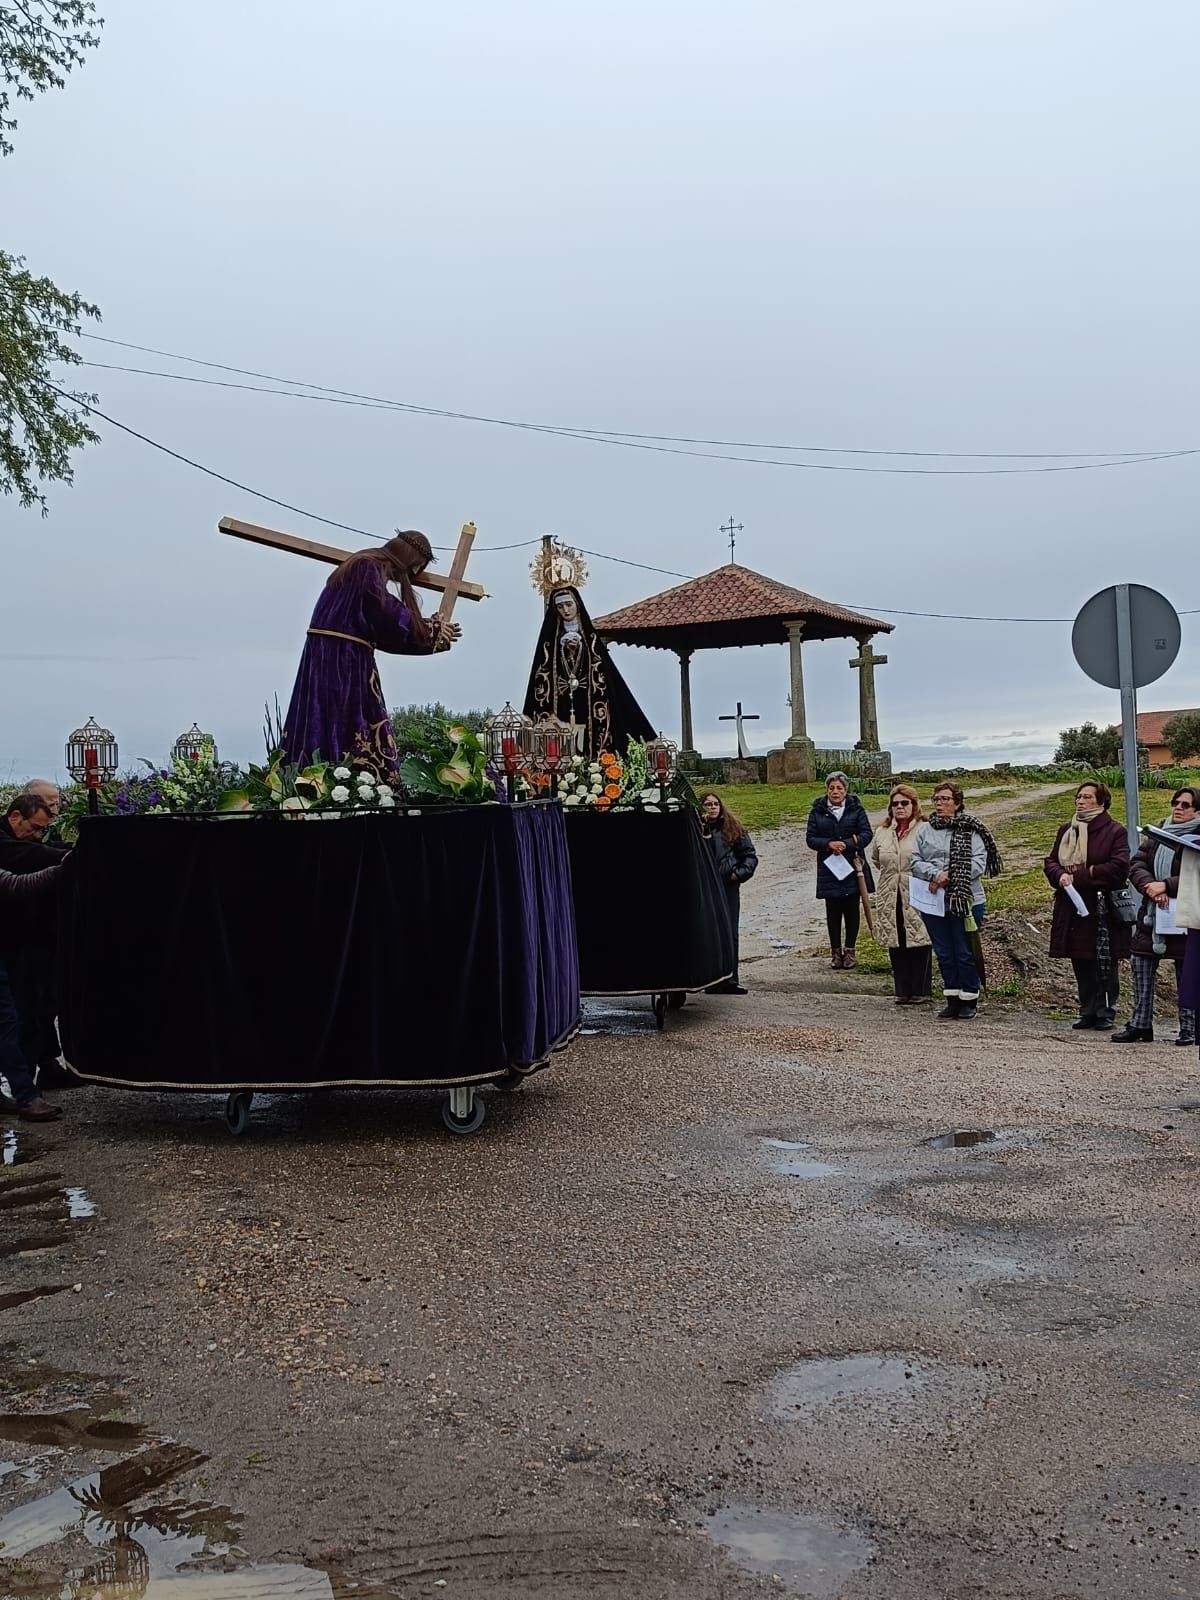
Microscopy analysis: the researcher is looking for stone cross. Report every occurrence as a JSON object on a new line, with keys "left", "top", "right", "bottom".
{"left": 719, "top": 700, "right": 760, "bottom": 759}
{"left": 850, "top": 637, "right": 888, "bottom": 750}
{"left": 218, "top": 516, "right": 486, "bottom": 623}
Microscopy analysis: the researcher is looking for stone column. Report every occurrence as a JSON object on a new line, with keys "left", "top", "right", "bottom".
{"left": 777, "top": 620, "right": 816, "bottom": 782}
{"left": 677, "top": 647, "right": 699, "bottom": 767}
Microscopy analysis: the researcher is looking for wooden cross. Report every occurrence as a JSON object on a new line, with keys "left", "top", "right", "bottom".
{"left": 218, "top": 516, "right": 486, "bottom": 623}
{"left": 719, "top": 700, "right": 760, "bottom": 759}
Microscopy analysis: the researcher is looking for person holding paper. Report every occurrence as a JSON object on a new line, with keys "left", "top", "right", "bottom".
{"left": 911, "top": 783, "right": 1003, "bottom": 1021}
{"left": 1044, "top": 781, "right": 1131, "bottom": 1032}
{"left": 1111, "top": 786, "right": 1200, "bottom": 1044}
{"left": 806, "top": 772, "right": 875, "bottom": 969}
{"left": 869, "top": 785, "right": 933, "bottom": 1004}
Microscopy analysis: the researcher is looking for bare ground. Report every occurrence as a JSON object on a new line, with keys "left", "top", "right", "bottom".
{"left": 4, "top": 784, "right": 1200, "bottom": 1600}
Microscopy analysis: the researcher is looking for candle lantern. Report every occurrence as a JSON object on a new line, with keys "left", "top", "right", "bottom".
{"left": 531, "top": 715, "right": 569, "bottom": 798}
{"left": 172, "top": 722, "right": 216, "bottom": 764}
{"left": 645, "top": 732, "right": 678, "bottom": 802}
{"left": 483, "top": 703, "right": 533, "bottom": 802}
{"left": 67, "top": 716, "right": 119, "bottom": 816}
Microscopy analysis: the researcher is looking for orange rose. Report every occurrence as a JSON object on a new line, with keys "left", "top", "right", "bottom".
{"left": 598, "top": 751, "right": 614, "bottom": 764}
{"left": 595, "top": 795, "right": 611, "bottom": 809}
{"left": 604, "top": 782, "right": 621, "bottom": 799}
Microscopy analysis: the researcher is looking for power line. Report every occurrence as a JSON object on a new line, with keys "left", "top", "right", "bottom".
{"left": 74, "top": 336, "right": 1198, "bottom": 476}
{"left": 47, "top": 386, "right": 1199, "bottom": 620}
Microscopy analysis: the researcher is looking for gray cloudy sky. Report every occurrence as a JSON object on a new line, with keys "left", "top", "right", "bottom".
{"left": 4, "top": 0, "right": 1198, "bottom": 780}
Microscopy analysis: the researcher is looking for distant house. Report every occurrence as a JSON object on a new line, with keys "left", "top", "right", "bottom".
{"left": 1127, "top": 708, "right": 1200, "bottom": 767}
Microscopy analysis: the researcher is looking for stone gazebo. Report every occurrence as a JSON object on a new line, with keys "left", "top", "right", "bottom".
{"left": 594, "top": 563, "right": 894, "bottom": 782}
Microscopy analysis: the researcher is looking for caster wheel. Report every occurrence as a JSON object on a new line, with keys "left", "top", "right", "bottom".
{"left": 667, "top": 991, "right": 687, "bottom": 1011}
{"left": 653, "top": 993, "right": 667, "bottom": 1031}
{"left": 223, "top": 1091, "right": 253, "bottom": 1136}
{"left": 441, "top": 1095, "right": 487, "bottom": 1135}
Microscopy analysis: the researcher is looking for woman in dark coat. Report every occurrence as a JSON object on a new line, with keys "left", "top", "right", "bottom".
{"left": 700, "top": 792, "right": 758, "bottom": 995}
{"left": 1044, "top": 780, "right": 1131, "bottom": 1030}
{"left": 1111, "top": 785, "right": 1200, "bottom": 1044}
{"left": 806, "top": 772, "right": 874, "bottom": 969}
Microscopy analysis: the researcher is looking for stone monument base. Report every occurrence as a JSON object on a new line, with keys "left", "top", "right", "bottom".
{"left": 767, "top": 738, "right": 817, "bottom": 784}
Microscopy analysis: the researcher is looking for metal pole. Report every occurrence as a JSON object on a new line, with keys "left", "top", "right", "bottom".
{"left": 1115, "top": 583, "right": 1140, "bottom": 851}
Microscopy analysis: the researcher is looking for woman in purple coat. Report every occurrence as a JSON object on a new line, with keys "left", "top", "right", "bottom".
{"left": 1044, "top": 780, "right": 1131, "bottom": 1031}
{"left": 282, "top": 531, "right": 460, "bottom": 778}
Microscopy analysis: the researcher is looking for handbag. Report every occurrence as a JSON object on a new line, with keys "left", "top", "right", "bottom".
{"left": 1107, "top": 884, "right": 1140, "bottom": 926}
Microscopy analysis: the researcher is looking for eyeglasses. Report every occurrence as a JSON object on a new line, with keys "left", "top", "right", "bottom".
{"left": 1173, "top": 799, "right": 1197, "bottom": 810}
{"left": 890, "top": 799, "right": 913, "bottom": 807}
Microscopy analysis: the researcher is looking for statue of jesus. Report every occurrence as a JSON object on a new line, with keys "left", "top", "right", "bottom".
{"left": 282, "top": 530, "right": 460, "bottom": 777}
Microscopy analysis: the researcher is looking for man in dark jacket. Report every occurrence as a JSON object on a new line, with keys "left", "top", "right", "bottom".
{"left": 0, "top": 864, "right": 64, "bottom": 1121}
{"left": 1, "top": 794, "right": 70, "bottom": 1089}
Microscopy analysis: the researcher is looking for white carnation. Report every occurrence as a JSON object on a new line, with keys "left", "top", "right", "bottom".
{"left": 357, "top": 771, "right": 377, "bottom": 787}
{"left": 333, "top": 766, "right": 351, "bottom": 780}
{"left": 330, "top": 785, "right": 351, "bottom": 802}
{"left": 564, "top": 793, "right": 582, "bottom": 806}
{"left": 376, "top": 784, "right": 394, "bottom": 799}
{"left": 379, "top": 793, "right": 396, "bottom": 808}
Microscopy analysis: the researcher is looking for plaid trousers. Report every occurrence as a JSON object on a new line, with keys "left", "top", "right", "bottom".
{"left": 1130, "top": 953, "right": 1197, "bottom": 1038}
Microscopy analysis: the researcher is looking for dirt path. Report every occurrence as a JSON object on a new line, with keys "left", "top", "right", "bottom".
{"left": 741, "top": 783, "right": 1073, "bottom": 963}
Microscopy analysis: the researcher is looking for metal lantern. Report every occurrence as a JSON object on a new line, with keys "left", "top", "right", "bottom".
{"left": 483, "top": 703, "right": 534, "bottom": 802}
{"left": 66, "top": 716, "right": 119, "bottom": 784}
{"left": 531, "top": 714, "right": 569, "bottom": 796}
{"left": 645, "top": 732, "right": 678, "bottom": 799}
{"left": 172, "top": 722, "right": 216, "bottom": 764}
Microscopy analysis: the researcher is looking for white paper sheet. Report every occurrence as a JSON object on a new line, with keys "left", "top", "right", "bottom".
{"left": 1155, "top": 898, "right": 1178, "bottom": 934}
{"left": 825, "top": 851, "right": 854, "bottom": 882}
{"left": 908, "top": 874, "right": 945, "bottom": 917}
{"left": 1065, "top": 885, "right": 1089, "bottom": 918}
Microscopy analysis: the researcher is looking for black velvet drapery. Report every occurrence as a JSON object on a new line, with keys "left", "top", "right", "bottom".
{"left": 58, "top": 805, "right": 580, "bottom": 1090}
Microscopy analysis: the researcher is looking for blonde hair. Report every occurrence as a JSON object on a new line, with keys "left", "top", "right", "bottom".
{"left": 884, "top": 783, "right": 924, "bottom": 828}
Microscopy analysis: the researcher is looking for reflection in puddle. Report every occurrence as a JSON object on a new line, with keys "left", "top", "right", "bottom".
{"left": 3, "top": 1128, "right": 16, "bottom": 1164}
{"left": 0, "top": 1285, "right": 70, "bottom": 1312}
{"left": 758, "top": 1139, "right": 840, "bottom": 1177}
{"left": 0, "top": 1231, "right": 72, "bottom": 1259}
{"left": 0, "top": 1439, "right": 341, "bottom": 1598}
{"left": 705, "top": 1503, "right": 874, "bottom": 1597}
{"left": 0, "top": 1408, "right": 146, "bottom": 1449}
{"left": 763, "top": 1139, "right": 812, "bottom": 1152}
{"left": 926, "top": 1129, "right": 997, "bottom": 1149}
{"left": 764, "top": 1354, "right": 927, "bottom": 1417}
{"left": 63, "top": 1186, "right": 97, "bottom": 1219}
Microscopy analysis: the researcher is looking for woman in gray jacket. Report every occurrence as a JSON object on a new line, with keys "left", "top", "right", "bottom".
{"left": 910, "top": 782, "right": 1002, "bottom": 1021}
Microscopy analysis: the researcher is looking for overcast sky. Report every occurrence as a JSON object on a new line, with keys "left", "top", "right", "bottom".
{"left": 4, "top": 0, "right": 1198, "bottom": 780}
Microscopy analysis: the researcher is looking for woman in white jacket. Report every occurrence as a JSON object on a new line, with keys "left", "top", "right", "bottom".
{"left": 869, "top": 784, "right": 933, "bottom": 1005}
{"left": 910, "top": 782, "right": 1002, "bottom": 1022}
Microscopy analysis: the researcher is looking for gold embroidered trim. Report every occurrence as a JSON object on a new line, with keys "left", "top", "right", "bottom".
{"left": 307, "top": 627, "right": 372, "bottom": 648}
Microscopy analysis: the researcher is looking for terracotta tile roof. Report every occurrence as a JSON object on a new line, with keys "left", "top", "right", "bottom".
{"left": 1134, "top": 708, "right": 1200, "bottom": 746}
{"left": 593, "top": 564, "right": 892, "bottom": 649}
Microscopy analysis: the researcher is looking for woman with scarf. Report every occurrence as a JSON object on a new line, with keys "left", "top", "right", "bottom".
{"left": 1110, "top": 785, "right": 1200, "bottom": 1044}
{"left": 869, "top": 784, "right": 933, "bottom": 1005}
{"left": 911, "top": 782, "right": 1003, "bottom": 1021}
{"left": 806, "top": 772, "right": 875, "bottom": 969}
{"left": 1043, "top": 780, "right": 1131, "bottom": 1031}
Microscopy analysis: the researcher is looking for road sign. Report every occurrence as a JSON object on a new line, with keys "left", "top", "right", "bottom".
{"left": 1071, "top": 584, "right": 1182, "bottom": 848}
{"left": 1071, "top": 584, "right": 1180, "bottom": 690}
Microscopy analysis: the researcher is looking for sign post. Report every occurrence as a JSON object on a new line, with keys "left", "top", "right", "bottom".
{"left": 1071, "top": 583, "right": 1181, "bottom": 851}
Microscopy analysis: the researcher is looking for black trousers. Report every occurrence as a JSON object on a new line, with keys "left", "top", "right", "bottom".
{"left": 724, "top": 882, "right": 740, "bottom": 985}
{"left": 1071, "top": 957, "right": 1119, "bottom": 1023}
{"left": 889, "top": 892, "right": 932, "bottom": 998}
{"left": 825, "top": 896, "right": 861, "bottom": 953}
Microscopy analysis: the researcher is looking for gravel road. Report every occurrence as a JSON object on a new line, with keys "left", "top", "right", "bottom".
{"left": 4, "top": 792, "right": 1198, "bottom": 1600}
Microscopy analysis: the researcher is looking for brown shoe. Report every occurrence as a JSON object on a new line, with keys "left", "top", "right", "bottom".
{"left": 842, "top": 950, "right": 857, "bottom": 969}
{"left": 830, "top": 951, "right": 844, "bottom": 969}
{"left": 16, "top": 1097, "right": 63, "bottom": 1122}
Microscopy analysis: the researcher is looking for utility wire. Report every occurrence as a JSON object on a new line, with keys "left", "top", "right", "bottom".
{"left": 74, "top": 337, "right": 1197, "bottom": 475}
{"left": 48, "top": 386, "right": 1198, "bottom": 620}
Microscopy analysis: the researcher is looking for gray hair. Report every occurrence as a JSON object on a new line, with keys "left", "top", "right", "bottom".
{"left": 825, "top": 770, "right": 851, "bottom": 789}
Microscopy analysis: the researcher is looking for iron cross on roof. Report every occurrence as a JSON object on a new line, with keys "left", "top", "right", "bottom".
{"left": 719, "top": 700, "right": 760, "bottom": 759}
{"left": 720, "top": 515, "right": 743, "bottom": 562}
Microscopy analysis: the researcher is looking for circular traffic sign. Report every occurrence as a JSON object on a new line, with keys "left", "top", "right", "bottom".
{"left": 1071, "top": 584, "right": 1181, "bottom": 691}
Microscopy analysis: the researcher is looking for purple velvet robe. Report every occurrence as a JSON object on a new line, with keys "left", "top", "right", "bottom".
{"left": 283, "top": 559, "right": 437, "bottom": 776}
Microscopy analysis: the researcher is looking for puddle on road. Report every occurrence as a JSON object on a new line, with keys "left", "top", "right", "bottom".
{"left": 580, "top": 1001, "right": 660, "bottom": 1037}
{"left": 764, "top": 1354, "right": 927, "bottom": 1418}
{"left": 63, "top": 1187, "right": 97, "bottom": 1219}
{"left": 926, "top": 1129, "right": 998, "bottom": 1150}
{"left": 759, "top": 1141, "right": 841, "bottom": 1179}
{"left": 704, "top": 1504, "right": 874, "bottom": 1597}
{"left": 0, "top": 1408, "right": 146, "bottom": 1450}
{"left": 0, "top": 1286, "right": 70, "bottom": 1312}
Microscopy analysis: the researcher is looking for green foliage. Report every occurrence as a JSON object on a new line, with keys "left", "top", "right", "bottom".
{"left": 397, "top": 721, "right": 493, "bottom": 803}
{"left": 0, "top": 1, "right": 102, "bottom": 155}
{"left": 1161, "top": 711, "right": 1200, "bottom": 764}
{"left": 391, "top": 702, "right": 492, "bottom": 761}
{"left": 1054, "top": 722, "right": 1121, "bottom": 768}
{"left": 1, "top": 3, "right": 104, "bottom": 510}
